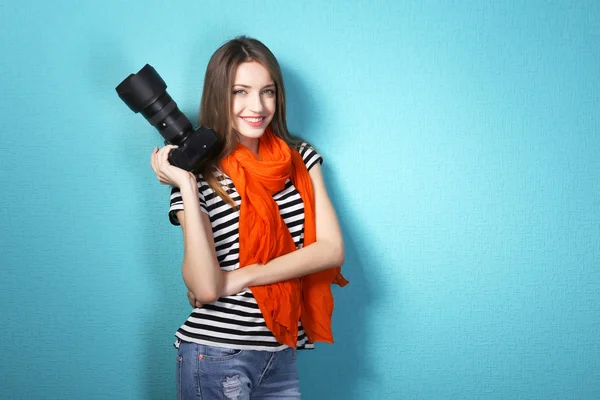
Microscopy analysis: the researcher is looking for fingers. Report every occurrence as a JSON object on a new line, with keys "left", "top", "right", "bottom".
{"left": 187, "top": 290, "right": 202, "bottom": 309}
{"left": 150, "top": 147, "right": 159, "bottom": 176}
{"left": 156, "top": 145, "right": 178, "bottom": 169}
{"left": 152, "top": 150, "right": 168, "bottom": 184}
{"left": 150, "top": 145, "right": 178, "bottom": 185}
{"left": 157, "top": 145, "right": 178, "bottom": 184}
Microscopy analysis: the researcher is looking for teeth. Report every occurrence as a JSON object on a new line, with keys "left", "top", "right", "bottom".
{"left": 243, "top": 117, "right": 263, "bottom": 122}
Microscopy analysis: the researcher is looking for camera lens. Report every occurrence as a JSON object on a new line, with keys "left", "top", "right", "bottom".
{"left": 116, "top": 64, "right": 192, "bottom": 145}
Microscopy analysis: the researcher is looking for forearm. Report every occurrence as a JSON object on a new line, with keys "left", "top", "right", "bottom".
{"left": 220, "top": 162, "right": 346, "bottom": 296}
{"left": 179, "top": 180, "right": 223, "bottom": 303}
{"left": 242, "top": 239, "right": 344, "bottom": 288}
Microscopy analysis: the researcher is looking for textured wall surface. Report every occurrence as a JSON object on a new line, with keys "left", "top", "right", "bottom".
{"left": 1, "top": 1, "right": 599, "bottom": 399}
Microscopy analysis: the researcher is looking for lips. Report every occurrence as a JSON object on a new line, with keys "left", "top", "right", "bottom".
{"left": 240, "top": 116, "right": 265, "bottom": 127}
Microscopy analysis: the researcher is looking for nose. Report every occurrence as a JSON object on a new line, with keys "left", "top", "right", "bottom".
{"left": 248, "top": 93, "right": 264, "bottom": 113}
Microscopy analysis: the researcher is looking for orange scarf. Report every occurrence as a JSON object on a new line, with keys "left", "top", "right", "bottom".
{"left": 220, "top": 128, "right": 348, "bottom": 347}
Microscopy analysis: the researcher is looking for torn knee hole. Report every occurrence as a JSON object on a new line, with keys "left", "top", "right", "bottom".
{"left": 221, "top": 375, "right": 243, "bottom": 400}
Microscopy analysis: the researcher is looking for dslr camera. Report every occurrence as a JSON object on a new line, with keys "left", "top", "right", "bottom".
{"left": 116, "top": 64, "right": 217, "bottom": 171}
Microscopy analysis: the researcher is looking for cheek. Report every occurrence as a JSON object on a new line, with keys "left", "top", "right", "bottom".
{"left": 266, "top": 98, "right": 277, "bottom": 115}
{"left": 231, "top": 98, "right": 244, "bottom": 115}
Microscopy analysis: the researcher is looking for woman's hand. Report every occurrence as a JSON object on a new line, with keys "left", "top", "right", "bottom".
{"left": 150, "top": 145, "right": 196, "bottom": 188}
{"left": 187, "top": 290, "right": 203, "bottom": 309}
{"left": 221, "top": 267, "right": 255, "bottom": 297}
{"left": 187, "top": 267, "right": 254, "bottom": 307}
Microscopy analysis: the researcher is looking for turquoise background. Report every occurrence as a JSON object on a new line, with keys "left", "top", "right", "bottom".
{"left": 1, "top": 1, "right": 599, "bottom": 399}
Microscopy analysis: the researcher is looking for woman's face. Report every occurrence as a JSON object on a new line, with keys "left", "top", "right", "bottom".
{"left": 231, "top": 61, "right": 276, "bottom": 147}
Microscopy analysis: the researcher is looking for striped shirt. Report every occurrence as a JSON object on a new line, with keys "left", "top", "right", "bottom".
{"left": 168, "top": 143, "right": 323, "bottom": 352}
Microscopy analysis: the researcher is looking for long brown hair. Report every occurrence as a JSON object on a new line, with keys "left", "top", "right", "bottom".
{"left": 195, "top": 36, "right": 303, "bottom": 206}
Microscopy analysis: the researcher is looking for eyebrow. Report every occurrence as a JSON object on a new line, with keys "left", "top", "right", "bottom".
{"left": 233, "top": 83, "right": 276, "bottom": 89}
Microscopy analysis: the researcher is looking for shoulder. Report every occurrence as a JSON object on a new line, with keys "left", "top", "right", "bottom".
{"left": 295, "top": 141, "right": 323, "bottom": 171}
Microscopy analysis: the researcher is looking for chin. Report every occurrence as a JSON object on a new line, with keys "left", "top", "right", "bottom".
{"left": 235, "top": 130, "right": 263, "bottom": 141}
{"left": 234, "top": 123, "right": 270, "bottom": 139}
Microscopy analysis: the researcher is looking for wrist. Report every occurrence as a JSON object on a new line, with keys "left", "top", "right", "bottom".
{"left": 178, "top": 176, "right": 198, "bottom": 197}
{"left": 221, "top": 267, "right": 253, "bottom": 297}
{"left": 242, "top": 264, "right": 259, "bottom": 287}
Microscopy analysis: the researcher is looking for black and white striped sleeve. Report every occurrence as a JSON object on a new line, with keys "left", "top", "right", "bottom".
{"left": 298, "top": 142, "right": 323, "bottom": 171}
{"left": 168, "top": 176, "right": 208, "bottom": 226}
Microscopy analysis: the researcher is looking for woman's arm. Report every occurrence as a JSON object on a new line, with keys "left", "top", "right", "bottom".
{"left": 176, "top": 182, "right": 223, "bottom": 303}
{"left": 151, "top": 146, "right": 223, "bottom": 303}
{"left": 222, "top": 162, "right": 344, "bottom": 295}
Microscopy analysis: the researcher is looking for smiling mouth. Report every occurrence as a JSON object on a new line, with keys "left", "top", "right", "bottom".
{"left": 241, "top": 117, "right": 264, "bottom": 122}
{"left": 241, "top": 116, "right": 266, "bottom": 127}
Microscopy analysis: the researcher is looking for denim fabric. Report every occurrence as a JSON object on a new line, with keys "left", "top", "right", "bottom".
{"left": 176, "top": 342, "right": 301, "bottom": 399}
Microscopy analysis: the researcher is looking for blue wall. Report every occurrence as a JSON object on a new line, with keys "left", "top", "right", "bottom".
{"left": 1, "top": 1, "right": 599, "bottom": 399}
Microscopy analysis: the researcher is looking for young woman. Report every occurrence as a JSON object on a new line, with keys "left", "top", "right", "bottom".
{"left": 150, "top": 36, "right": 348, "bottom": 399}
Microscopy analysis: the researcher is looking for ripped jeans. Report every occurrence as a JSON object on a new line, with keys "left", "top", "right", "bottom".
{"left": 176, "top": 342, "right": 301, "bottom": 399}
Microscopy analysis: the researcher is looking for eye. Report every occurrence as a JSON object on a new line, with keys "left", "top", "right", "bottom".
{"left": 263, "top": 89, "right": 276, "bottom": 95}
{"left": 232, "top": 89, "right": 247, "bottom": 95}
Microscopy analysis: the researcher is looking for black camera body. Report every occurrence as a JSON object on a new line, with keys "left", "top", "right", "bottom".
{"left": 115, "top": 64, "right": 217, "bottom": 171}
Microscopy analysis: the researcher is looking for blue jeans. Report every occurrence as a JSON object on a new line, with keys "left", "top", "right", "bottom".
{"left": 176, "top": 342, "right": 301, "bottom": 399}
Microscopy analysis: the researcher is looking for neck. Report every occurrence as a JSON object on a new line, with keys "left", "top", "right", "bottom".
{"left": 238, "top": 136, "right": 260, "bottom": 158}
